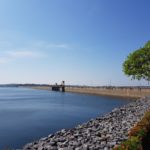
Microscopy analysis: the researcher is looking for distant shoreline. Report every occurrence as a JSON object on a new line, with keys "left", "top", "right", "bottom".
{"left": 1, "top": 85, "right": 149, "bottom": 98}
{"left": 23, "top": 85, "right": 150, "bottom": 99}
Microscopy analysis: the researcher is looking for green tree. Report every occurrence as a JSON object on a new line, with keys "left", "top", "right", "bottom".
{"left": 123, "top": 41, "right": 150, "bottom": 82}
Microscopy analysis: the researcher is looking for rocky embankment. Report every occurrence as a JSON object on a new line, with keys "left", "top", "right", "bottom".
{"left": 23, "top": 97, "right": 150, "bottom": 150}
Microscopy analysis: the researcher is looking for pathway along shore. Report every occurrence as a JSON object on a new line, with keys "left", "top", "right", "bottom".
{"left": 23, "top": 96, "right": 150, "bottom": 150}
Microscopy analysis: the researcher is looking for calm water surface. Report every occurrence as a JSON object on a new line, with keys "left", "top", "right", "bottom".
{"left": 0, "top": 87, "right": 131, "bottom": 149}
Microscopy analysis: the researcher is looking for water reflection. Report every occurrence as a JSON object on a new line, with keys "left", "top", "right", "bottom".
{"left": 0, "top": 87, "right": 130, "bottom": 149}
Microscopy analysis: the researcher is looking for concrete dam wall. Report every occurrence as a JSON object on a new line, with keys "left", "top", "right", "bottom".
{"left": 26, "top": 85, "right": 150, "bottom": 98}
{"left": 65, "top": 86, "right": 150, "bottom": 98}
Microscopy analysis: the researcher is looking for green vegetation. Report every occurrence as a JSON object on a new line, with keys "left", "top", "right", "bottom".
{"left": 123, "top": 41, "right": 150, "bottom": 82}
{"left": 113, "top": 110, "right": 150, "bottom": 150}
{"left": 114, "top": 136, "right": 142, "bottom": 150}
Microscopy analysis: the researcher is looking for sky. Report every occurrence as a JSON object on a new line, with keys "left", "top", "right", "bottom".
{"left": 0, "top": 0, "right": 149, "bottom": 86}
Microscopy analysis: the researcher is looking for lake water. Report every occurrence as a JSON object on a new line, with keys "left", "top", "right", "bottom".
{"left": 0, "top": 87, "right": 131, "bottom": 149}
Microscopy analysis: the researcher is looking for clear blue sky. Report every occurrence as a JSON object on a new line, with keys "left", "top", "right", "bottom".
{"left": 0, "top": 0, "right": 149, "bottom": 86}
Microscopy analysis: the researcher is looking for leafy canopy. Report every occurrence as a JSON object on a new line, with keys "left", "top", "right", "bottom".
{"left": 123, "top": 41, "right": 150, "bottom": 81}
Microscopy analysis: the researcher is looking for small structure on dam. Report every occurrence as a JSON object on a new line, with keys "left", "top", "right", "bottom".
{"left": 51, "top": 81, "right": 65, "bottom": 92}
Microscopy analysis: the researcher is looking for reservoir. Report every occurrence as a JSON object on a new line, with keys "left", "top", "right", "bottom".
{"left": 0, "top": 87, "right": 131, "bottom": 149}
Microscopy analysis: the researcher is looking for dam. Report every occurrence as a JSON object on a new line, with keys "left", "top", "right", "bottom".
{"left": 28, "top": 85, "right": 150, "bottom": 98}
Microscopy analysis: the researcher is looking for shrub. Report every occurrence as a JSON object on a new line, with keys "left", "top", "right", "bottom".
{"left": 113, "top": 110, "right": 150, "bottom": 150}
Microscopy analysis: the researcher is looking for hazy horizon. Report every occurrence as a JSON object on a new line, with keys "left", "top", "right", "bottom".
{"left": 0, "top": 0, "right": 149, "bottom": 86}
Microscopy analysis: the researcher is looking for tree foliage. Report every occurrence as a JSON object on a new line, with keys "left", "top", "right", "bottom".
{"left": 123, "top": 41, "right": 150, "bottom": 81}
